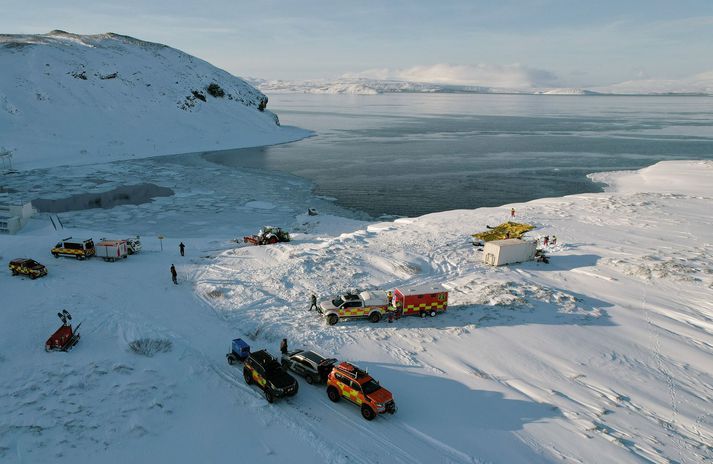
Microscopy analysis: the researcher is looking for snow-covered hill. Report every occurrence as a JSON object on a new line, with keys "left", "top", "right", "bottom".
{"left": 248, "top": 76, "right": 712, "bottom": 97}
{"left": 248, "top": 77, "right": 520, "bottom": 95}
{"left": 592, "top": 71, "right": 713, "bottom": 96}
{"left": 0, "top": 31, "right": 310, "bottom": 170}
{"left": 1, "top": 160, "right": 712, "bottom": 463}
{"left": 536, "top": 88, "right": 600, "bottom": 95}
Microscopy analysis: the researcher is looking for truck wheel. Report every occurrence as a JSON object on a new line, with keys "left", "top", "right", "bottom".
{"left": 227, "top": 354, "right": 237, "bottom": 365}
{"left": 327, "top": 314, "right": 339, "bottom": 326}
{"left": 305, "top": 374, "right": 314, "bottom": 385}
{"left": 429, "top": 310, "right": 437, "bottom": 317}
{"left": 264, "top": 389, "right": 274, "bottom": 403}
{"left": 361, "top": 405, "right": 376, "bottom": 421}
{"left": 11, "top": 270, "right": 18, "bottom": 276}
{"left": 369, "top": 312, "right": 381, "bottom": 323}
{"left": 53, "top": 253, "right": 59, "bottom": 258}
{"left": 76, "top": 255, "right": 83, "bottom": 260}
{"left": 289, "top": 382, "right": 299, "bottom": 396}
{"left": 327, "top": 386, "right": 340, "bottom": 402}
{"left": 30, "top": 274, "right": 37, "bottom": 280}
{"left": 420, "top": 311, "right": 426, "bottom": 318}
{"left": 243, "top": 368, "right": 253, "bottom": 385}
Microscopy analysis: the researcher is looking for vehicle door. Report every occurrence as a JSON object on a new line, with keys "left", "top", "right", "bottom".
{"left": 292, "top": 357, "right": 307, "bottom": 375}
{"left": 348, "top": 379, "right": 364, "bottom": 405}
{"left": 340, "top": 300, "right": 364, "bottom": 317}
{"left": 300, "top": 359, "right": 317, "bottom": 376}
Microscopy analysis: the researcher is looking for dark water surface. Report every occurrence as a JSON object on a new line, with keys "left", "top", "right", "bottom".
{"left": 205, "top": 94, "right": 713, "bottom": 218}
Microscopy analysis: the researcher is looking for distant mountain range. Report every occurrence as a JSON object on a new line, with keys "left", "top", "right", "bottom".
{"left": 246, "top": 77, "right": 713, "bottom": 96}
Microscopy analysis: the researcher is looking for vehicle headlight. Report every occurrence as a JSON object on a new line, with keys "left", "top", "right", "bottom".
{"left": 376, "top": 402, "right": 384, "bottom": 408}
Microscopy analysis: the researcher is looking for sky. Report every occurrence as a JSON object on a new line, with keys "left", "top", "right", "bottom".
{"left": 1, "top": 0, "right": 712, "bottom": 88}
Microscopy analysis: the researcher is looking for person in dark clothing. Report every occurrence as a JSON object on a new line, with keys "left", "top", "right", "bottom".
{"left": 309, "top": 294, "right": 318, "bottom": 311}
{"left": 280, "top": 338, "right": 288, "bottom": 355}
{"left": 179, "top": 242, "right": 185, "bottom": 257}
{"left": 543, "top": 236, "right": 549, "bottom": 247}
{"left": 170, "top": 264, "right": 177, "bottom": 285}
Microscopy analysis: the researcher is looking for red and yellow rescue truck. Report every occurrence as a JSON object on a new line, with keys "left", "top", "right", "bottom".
{"left": 393, "top": 284, "right": 448, "bottom": 318}
{"left": 327, "top": 361, "right": 396, "bottom": 421}
{"left": 51, "top": 237, "right": 95, "bottom": 260}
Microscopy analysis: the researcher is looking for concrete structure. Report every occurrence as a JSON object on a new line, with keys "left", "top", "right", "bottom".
{"left": 483, "top": 238, "right": 537, "bottom": 266}
{"left": 0, "top": 202, "right": 36, "bottom": 234}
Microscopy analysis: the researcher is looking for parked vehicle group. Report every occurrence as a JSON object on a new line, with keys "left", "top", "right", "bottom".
{"left": 226, "top": 337, "right": 396, "bottom": 420}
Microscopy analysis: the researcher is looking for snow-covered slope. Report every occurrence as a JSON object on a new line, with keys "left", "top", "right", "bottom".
{"left": 248, "top": 77, "right": 517, "bottom": 95}
{"left": 0, "top": 31, "right": 310, "bottom": 170}
{"left": 248, "top": 76, "right": 712, "bottom": 96}
{"left": 536, "top": 88, "right": 599, "bottom": 95}
{"left": 592, "top": 71, "right": 713, "bottom": 96}
{"left": 1, "top": 160, "right": 712, "bottom": 463}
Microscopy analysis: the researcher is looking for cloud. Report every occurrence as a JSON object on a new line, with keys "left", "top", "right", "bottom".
{"left": 343, "top": 63, "right": 559, "bottom": 88}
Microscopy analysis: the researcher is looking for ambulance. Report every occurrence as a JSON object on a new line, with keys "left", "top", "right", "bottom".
{"left": 393, "top": 284, "right": 448, "bottom": 318}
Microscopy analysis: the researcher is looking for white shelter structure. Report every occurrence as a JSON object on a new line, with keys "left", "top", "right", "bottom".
{"left": 483, "top": 239, "right": 537, "bottom": 266}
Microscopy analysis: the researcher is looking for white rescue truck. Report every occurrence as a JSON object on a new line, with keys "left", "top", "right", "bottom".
{"left": 318, "top": 291, "right": 388, "bottom": 325}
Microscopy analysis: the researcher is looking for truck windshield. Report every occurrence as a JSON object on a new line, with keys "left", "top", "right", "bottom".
{"left": 362, "top": 379, "right": 381, "bottom": 395}
{"left": 332, "top": 297, "right": 345, "bottom": 307}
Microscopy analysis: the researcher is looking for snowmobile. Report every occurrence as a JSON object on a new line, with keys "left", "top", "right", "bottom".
{"left": 243, "top": 226, "right": 291, "bottom": 246}
{"left": 45, "top": 310, "right": 81, "bottom": 352}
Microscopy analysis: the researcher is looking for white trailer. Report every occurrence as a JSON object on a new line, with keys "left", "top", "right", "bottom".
{"left": 483, "top": 239, "right": 537, "bottom": 266}
{"left": 95, "top": 240, "right": 128, "bottom": 262}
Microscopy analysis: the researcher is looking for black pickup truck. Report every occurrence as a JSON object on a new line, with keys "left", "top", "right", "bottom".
{"left": 244, "top": 350, "right": 299, "bottom": 402}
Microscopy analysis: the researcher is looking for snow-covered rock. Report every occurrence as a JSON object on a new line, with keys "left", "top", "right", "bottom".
{"left": 0, "top": 31, "right": 310, "bottom": 170}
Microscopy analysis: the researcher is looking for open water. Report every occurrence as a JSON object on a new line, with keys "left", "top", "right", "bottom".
{"left": 205, "top": 93, "right": 713, "bottom": 218}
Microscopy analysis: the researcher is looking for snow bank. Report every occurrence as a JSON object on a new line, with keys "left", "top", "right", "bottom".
{"left": 0, "top": 31, "right": 311, "bottom": 170}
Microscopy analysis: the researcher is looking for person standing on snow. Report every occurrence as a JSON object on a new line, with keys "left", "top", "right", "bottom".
{"left": 543, "top": 236, "right": 549, "bottom": 247}
{"left": 309, "top": 294, "right": 318, "bottom": 311}
{"left": 510, "top": 207, "right": 516, "bottom": 218}
{"left": 179, "top": 242, "right": 185, "bottom": 257}
{"left": 387, "top": 290, "right": 393, "bottom": 306}
{"left": 170, "top": 264, "right": 178, "bottom": 285}
{"left": 280, "top": 338, "right": 288, "bottom": 355}
{"left": 551, "top": 235, "right": 557, "bottom": 246}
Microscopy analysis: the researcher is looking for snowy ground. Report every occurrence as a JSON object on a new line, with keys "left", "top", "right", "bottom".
{"left": 1, "top": 160, "right": 712, "bottom": 463}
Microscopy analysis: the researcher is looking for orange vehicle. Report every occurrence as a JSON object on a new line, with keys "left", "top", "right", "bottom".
{"left": 326, "top": 362, "right": 396, "bottom": 421}
{"left": 393, "top": 284, "right": 448, "bottom": 318}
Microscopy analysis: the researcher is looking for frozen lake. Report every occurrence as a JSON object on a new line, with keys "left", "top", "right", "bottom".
{"left": 206, "top": 93, "right": 713, "bottom": 217}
